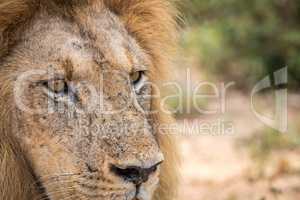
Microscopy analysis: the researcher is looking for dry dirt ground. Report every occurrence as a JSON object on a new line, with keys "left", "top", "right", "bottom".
{"left": 177, "top": 92, "right": 300, "bottom": 200}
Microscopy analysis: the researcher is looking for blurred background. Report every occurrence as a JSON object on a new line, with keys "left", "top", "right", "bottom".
{"left": 170, "top": 0, "right": 300, "bottom": 199}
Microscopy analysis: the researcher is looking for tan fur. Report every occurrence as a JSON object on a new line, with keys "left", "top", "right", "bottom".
{"left": 0, "top": 1, "right": 179, "bottom": 200}
{"left": 0, "top": 75, "right": 39, "bottom": 199}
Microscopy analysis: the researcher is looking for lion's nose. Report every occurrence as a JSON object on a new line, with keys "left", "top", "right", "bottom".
{"left": 111, "top": 161, "right": 163, "bottom": 185}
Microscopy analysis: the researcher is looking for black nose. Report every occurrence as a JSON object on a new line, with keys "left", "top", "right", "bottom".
{"left": 111, "top": 162, "right": 162, "bottom": 185}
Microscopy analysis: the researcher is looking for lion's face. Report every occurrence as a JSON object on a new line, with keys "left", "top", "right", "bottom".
{"left": 7, "top": 8, "right": 163, "bottom": 200}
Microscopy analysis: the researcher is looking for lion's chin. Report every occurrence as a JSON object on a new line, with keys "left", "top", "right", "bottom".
{"left": 43, "top": 192, "right": 153, "bottom": 200}
{"left": 136, "top": 190, "right": 154, "bottom": 200}
{"left": 42, "top": 180, "right": 157, "bottom": 200}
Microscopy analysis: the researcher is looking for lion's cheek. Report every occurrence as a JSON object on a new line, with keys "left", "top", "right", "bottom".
{"left": 23, "top": 135, "right": 77, "bottom": 178}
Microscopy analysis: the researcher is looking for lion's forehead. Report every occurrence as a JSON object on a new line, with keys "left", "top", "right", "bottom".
{"left": 20, "top": 8, "right": 150, "bottom": 74}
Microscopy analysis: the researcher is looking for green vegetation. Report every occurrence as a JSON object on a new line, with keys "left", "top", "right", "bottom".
{"left": 180, "top": 0, "right": 300, "bottom": 89}
{"left": 238, "top": 121, "right": 300, "bottom": 177}
{"left": 243, "top": 127, "right": 300, "bottom": 162}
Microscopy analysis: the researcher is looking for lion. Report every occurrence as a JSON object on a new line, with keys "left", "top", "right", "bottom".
{"left": 0, "top": 0, "right": 179, "bottom": 200}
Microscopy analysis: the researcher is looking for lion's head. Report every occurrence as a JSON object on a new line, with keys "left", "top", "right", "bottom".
{"left": 0, "top": 1, "right": 179, "bottom": 200}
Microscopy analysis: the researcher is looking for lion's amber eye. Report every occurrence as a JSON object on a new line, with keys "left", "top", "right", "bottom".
{"left": 46, "top": 79, "right": 68, "bottom": 94}
{"left": 130, "top": 71, "right": 143, "bottom": 85}
{"left": 130, "top": 71, "right": 147, "bottom": 92}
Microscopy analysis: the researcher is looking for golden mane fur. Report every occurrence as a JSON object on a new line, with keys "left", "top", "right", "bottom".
{"left": 0, "top": 0, "right": 180, "bottom": 200}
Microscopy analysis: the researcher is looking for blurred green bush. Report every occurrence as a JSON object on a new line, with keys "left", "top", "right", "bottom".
{"left": 179, "top": 0, "right": 300, "bottom": 89}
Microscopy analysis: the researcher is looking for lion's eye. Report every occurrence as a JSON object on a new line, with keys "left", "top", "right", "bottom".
{"left": 130, "top": 71, "right": 143, "bottom": 84}
{"left": 42, "top": 79, "right": 70, "bottom": 101}
{"left": 46, "top": 79, "right": 68, "bottom": 94}
{"left": 130, "top": 71, "right": 146, "bottom": 91}
{"left": 42, "top": 79, "right": 78, "bottom": 103}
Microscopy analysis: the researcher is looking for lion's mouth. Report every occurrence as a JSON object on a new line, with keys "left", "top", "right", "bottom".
{"left": 43, "top": 194, "right": 140, "bottom": 200}
{"left": 44, "top": 194, "right": 140, "bottom": 200}
{"left": 44, "top": 195, "right": 51, "bottom": 200}
{"left": 41, "top": 187, "right": 142, "bottom": 200}
{"left": 38, "top": 178, "right": 146, "bottom": 200}
{"left": 35, "top": 179, "right": 51, "bottom": 200}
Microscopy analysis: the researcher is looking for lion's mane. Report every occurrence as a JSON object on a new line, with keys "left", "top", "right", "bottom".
{"left": 0, "top": 1, "right": 180, "bottom": 199}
